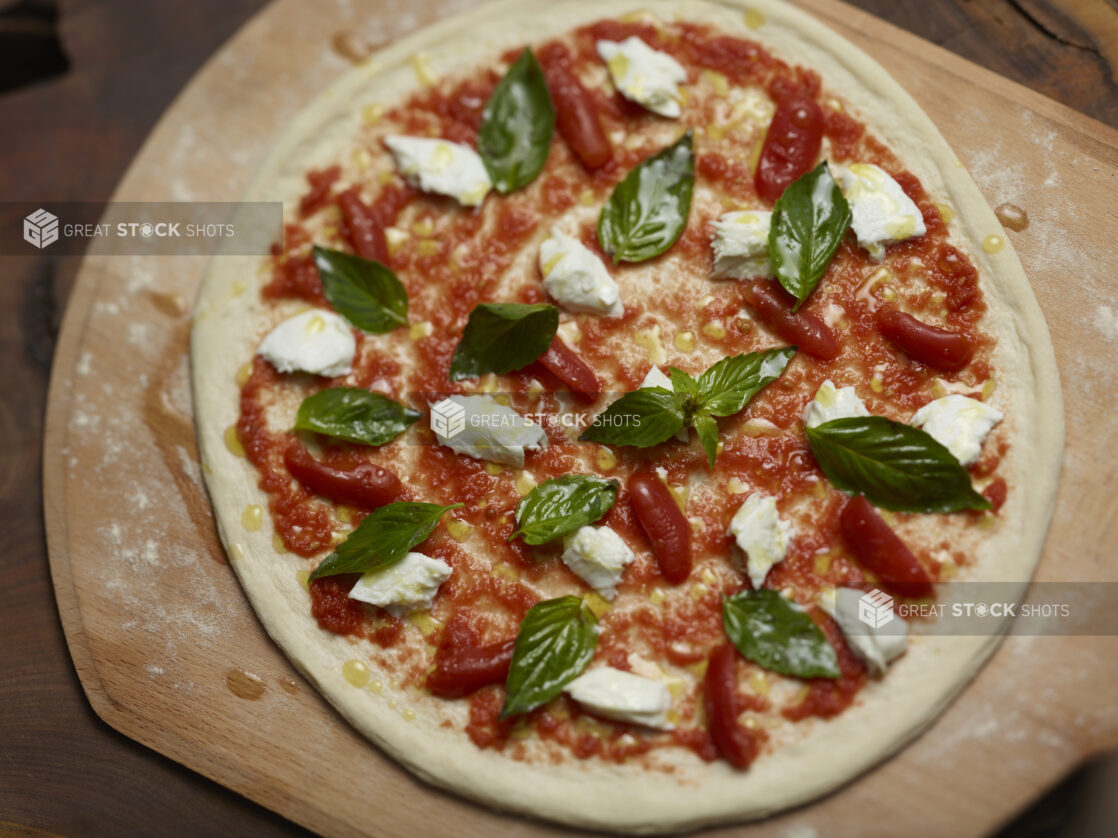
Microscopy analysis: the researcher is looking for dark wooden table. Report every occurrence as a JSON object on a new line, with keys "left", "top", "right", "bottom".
{"left": 2, "top": 1, "right": 1115, "bottom": 835}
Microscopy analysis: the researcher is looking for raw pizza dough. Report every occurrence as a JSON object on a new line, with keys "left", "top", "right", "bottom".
{"left": 191, "top": 0, "right": 1063, "bottom": 831}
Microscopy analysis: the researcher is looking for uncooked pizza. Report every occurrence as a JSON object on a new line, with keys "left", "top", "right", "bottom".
{"left": 191, "top": 0, "right": 1062, "bottom": 830}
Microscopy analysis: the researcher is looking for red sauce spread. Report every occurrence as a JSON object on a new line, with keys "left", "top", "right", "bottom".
{"left": 237, "top": 17, "right": 1004, "bottom": 768}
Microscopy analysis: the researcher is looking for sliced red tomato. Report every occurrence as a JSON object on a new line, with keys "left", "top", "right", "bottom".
{"left": 627, "top": 470, "right": 692, "bottom": 585}
{"left": 703, "top": 643, "right": 760, "bottom": 769}
{"left": 538, "top": 45, "right": 612, "bottom": 170}
{"left": 754, "top": 94, "right": 823, "bottom": 203}
{"left": 742, "top": 279, "right": 840, "bottom": 360}
{"left": 876, "top": 306, "right": 976, "bottom": 372}
{"left": 283, "top": 441, "right": 402, "bottom": 510}
{"left": 839, "top": 496, "right": 934, "bottom": 598}
{"left": 538, "top": 335, "right": 601, "bottom": 400}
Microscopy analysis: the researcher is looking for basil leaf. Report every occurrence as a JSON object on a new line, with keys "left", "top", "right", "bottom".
{"left": 448, "top": 302, "right": 559, "bottom": 381}
{"left": 768, "top": 162, "right": 851, "bottom": 310}
{"left": 696, "top": 346, "right": 796, "bottom": 417}
{"left": 313, "top": 245, "right": 408, "bottom": 333}
{"left": 478, "top": 48, "right": 555, "bottom": 194}
{"left": 806, "top": 417, "right": 992, "bottom": 513}
{"left": 667, "top": 367, "right": 699, "bottom": 404}
{"left": 597, "top": 130, "right": 694, "bottom": 263}
{"left": 501, "top": 596, "right": 597, "bottom": 718}
{"left": 693, "top": 411, "right": 719, "bottom": 468}
{"left": 579, "top": 387, "right": 686, "bottom": 448}
{"left": 309, "top": 501, "right": 461, "bottom": 581}
{"left": 294, "top": 387, "right": 421, "bottom": 446}
{"left": 512, "top": 475, "right": 619, "bottom": 545}
{"left": 722, "top": 589, "right": 840, "bottom": 680}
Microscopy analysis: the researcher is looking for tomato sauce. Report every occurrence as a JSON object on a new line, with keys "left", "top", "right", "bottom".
{"left": 237, "top": 17, "right": 1004, "bottom": 767}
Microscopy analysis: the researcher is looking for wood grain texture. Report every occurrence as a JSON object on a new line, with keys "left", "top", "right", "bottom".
{"left": 5, "top": 0, "right": 1118, "bottom": 836}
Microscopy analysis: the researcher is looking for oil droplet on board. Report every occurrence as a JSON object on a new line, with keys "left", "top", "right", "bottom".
{"left": 277, "top": 675, "right": 300, "bottom": 695}
{"left": 994, "top": 202, "right": 1029, "bottom": 232}
{"left": 332, "top": 31, "right": 377, "bottom": 64}
{"left": 226, "top": 668, "right": 267, "bottom": 700}
{"left": 342, "top": 659, "right": 370, "bottom": 687}
{"left": 982, "top": 234, "right": 1005, "bottom": 254}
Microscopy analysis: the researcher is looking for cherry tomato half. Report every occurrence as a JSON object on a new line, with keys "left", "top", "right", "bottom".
{"left": 754, "top": 94, "right": 823, "bottom": 204}
{"left": 840, "top": 495, "right": 934, "bottom": 598}
{"left": 876, "top": 306, "right": 975, "bottom": 372}
{"left": 742, "top": 280, "right": 839, "bottom": 360}
{"left": 283, "top": 441, "right": 402, "bottom": 510}
{"left": 627, "top": 470, "right": 692, "bottom": 585}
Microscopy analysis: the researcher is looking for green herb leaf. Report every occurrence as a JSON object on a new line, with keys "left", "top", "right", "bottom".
{"left": 309, "top": 501, "right": 461, "bottom": 581}
{"left": 667, "top": 367, "right": 700, "bottom": 404}
{"left": 722, "top": 589, "right": 840, "bottom": 679}
{"left": 805, "top": 416, "right": 992, "bottom": 513}
{"left": 597, "top": 130, "right": 694, "bottom": 263}
{"left": 448, "top": 302, "right": 559, "bottom": 381}
{"left": 294, "top": 388, "right": 421, "bottom": 446}
{"left": 511, "top": 475, "right": 619, "bottom": 545}
{"left": 578, "top": 387, "right": 686, "bottom": 447}
{"left": 768, "top": 162, "right": 851, "bottom": 310}
{"left": 696, "top": 346, "right": 796, "bottom": 417}
{"left": 693, "top": 411, "right": 719, "bottom": 468}
{"left": 313, "top": 245, "right": 408, "bottom": 333}
{"left": 478, "top": 48, "right": 555, "bottom": 194}
{"left": 501, "top": 596, "right": 598, "bottom": 718}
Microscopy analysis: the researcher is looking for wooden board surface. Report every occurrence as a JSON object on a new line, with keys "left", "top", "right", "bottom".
{"left": 41, "top": 0, "right": 1118, "bottom": 835}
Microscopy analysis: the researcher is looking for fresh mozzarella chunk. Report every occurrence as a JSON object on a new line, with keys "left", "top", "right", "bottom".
{"left": 597, "top": 37, "right": 687, "bottom": 118}
{"left": 430, "top": 394, "right": 547, "bottom": 467}
{"left": 910, "top": 394, "right": 1003, "bottom": 466}
{"left": 383, "top": 135, "right": 492, "bottom": 206}
{"left": 257, "top": 309, "right": 355, "bottom": 377}
{"left": 561, "top": 525, "right": 635, "bottom": 599}
{"left": 710, "top": 210, "right": 775, "bottom": 279}
{"left": 347, "top": 552, "right": 452, "bottom": 618}
{"left": 802, "top": 379, "right": 871, "bottom": 428}
{"left": 818, "top": 586, "right": 908, "bottom": 674}
{"left": 564, "top": 666, "right": 673, "bottom": 729}
{"left": 729, "top": 492, "right": 793, "bottom": 590}
{"left": 839, "top": 163, "right": 926, "bottom": 259}
{"left": 539, "top": 228, "right": 623, "bottom": 316}
{"left": 638, "top": 366, "right": 688, "bottom": 441}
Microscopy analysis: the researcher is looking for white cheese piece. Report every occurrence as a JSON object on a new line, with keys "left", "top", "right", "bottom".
{"left": 910, "top": 394, "right": 1003, "bottom": 466}
{"left": 597, "top": 37, "right": 687, "bottom": 118}
{"left": 802, "top": 379, "right": 871, "bottom": 428}
{"left": 710, "top": 210, "right": 774, "bottom": 280}
{"left": 729, "top": 492, "right": 793, "bottom": 590}
{"left": 839, "top": 163, "right": 926, "bottom": 259}
{"left": 818, "top": 586, "right": 908, "bottom": 675}
{"left": 430, "top": 394, "right": 547, "bottom": 467}
{"left": 561, "top": 525, "right": 635, "bottom": 599}
{"left": 539, "top": 228, "right": 623, "bottom": 316}
{"left": 383, "top": 135, "right": 492, "bottom": 206}
{"left": 257, "top": 308, "right": 355, "bottom": 377}
{"left": 564, "top": 666, "right": 673, "bottom": 729}
{"left": 638, "top": 366, "right": 688, "bottom": 442}
{"left": 347, "top": 551, "right": 452, "bottom": 618}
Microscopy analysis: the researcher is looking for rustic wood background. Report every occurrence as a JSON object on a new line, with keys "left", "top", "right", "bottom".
{"left": 3, "top": 0, "right": 1117, "bottom": 835}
